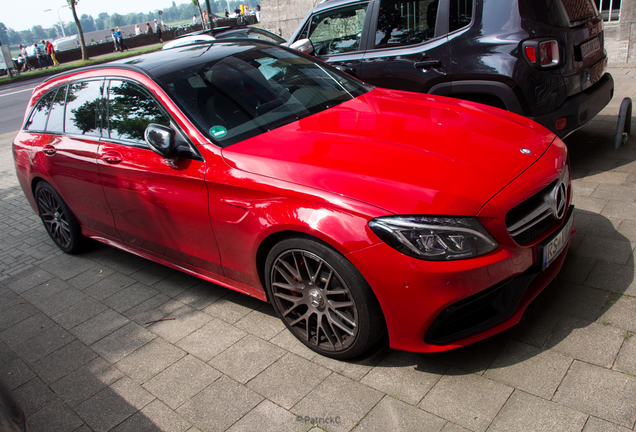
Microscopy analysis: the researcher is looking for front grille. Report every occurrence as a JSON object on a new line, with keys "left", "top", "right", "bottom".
{"left": 506, "top": 167, "right": 569, "bottom": 245}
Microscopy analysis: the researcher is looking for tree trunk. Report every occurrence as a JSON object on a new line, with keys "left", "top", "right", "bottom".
{"left": 68, "top": 1, "right": 89, "bottom": 60}
{"left": 195, "top": 1, "right": 206, "bottom": 29}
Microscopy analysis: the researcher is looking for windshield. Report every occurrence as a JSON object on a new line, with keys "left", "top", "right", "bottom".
{"left": 156, "top": 43, "right": 372, "bottom": 147}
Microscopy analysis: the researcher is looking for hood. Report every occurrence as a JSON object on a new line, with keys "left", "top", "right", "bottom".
{"left": 221, "top": 88, "right": 556, "bottom": 216}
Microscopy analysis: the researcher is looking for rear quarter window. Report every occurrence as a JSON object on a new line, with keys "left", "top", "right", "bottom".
{"left": 24, "top": 91, "right": 55, "bottom": 131}
{"left": 46, "top": 86, "right": 68, "bottom": 133}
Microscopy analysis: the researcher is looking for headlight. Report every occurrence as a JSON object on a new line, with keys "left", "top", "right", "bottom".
{"left": 369, "top": 216, "right": 498, "bottom": 261}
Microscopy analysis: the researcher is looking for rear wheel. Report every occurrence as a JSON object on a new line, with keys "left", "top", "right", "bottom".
{"left": 35, "top": 182, "right": 85, "bottom": 254}
{"left": 265, "top": 237, "right": 385, "bottom": 359}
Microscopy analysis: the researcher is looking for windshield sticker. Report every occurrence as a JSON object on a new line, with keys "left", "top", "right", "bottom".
{"left": 210, "top": 125, "right": 227, "bottom": 138}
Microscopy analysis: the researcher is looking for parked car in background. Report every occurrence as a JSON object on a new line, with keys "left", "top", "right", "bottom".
{"left": 14, "top": 40, "right": 573, "bottom": 359}
{"left": 24, "top": 42, "right": 46, "bottom": 58}
{"left": 163, "top": 26, "right": 286, "bottom": 49}
{"left": 288, "top": 0, "right": 614, "bottom": 138}
{"left": 52, "top": 35, "right": 80, "bottom": 52}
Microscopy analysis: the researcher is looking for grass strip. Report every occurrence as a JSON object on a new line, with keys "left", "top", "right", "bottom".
{"left": 0, "top": 45, "right": 163, "bottom": 86}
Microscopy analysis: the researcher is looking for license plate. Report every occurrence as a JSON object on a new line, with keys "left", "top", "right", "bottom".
{"left": 542, "top": 207, "right": 574, "bottom": 270}
{"left": 580, "top": 37, "right": 601, "bottom": 60}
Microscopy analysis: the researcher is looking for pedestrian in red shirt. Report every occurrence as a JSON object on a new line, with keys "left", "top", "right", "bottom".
{"left": 43, "top": 40, "right": 59, "bottom": 67}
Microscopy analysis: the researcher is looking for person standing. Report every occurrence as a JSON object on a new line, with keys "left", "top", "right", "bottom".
{"left": 33, "top": 43, "right": 47, "bottom": 69}
{"left": 111, "top": 29, "right": 121, "bottom": 51}
{"left": 43, "top": 40, "right": 59, "bottom": 66}
{"left": 154, "top": 19, "right": 163, "bottom": 43}
{"left": 255, "top": 4, "right": 261, "bottom": 22}
{"left": 225, "top": 8, "right": 229, "bottom": 17}
{"left": 115, "top": 27, "right": 129, "bottom": 51}
{"left": 18, "top": 44, "right": 31, "bottom": 71}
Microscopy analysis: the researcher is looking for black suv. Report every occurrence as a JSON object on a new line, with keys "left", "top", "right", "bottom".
{"left": 288, "top": 0, "right": 614, "bottom": 137}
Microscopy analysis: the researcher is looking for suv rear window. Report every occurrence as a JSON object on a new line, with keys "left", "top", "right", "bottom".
{"left": 519, "top": 0, "right": 599, "bottom": 27}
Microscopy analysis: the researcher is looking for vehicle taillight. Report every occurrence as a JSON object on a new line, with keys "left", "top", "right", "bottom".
{"left": 525, "top": 46, "right": 536, "bottom": 63}
{"left": 522, "top": 39, "right": 560, "bottom": 68}
{"left": 539, "top": 41, "right": 559, "bottom": 66}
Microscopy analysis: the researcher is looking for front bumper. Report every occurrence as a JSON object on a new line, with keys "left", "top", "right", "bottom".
{"left": 346, "top": 136, "right": 573, "bottom": 353}
{"left": 346, "top": 223, "right": 573, "bottom": 353}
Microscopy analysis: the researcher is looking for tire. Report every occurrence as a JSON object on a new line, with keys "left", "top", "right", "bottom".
{"left": 265, "top": 237, "right": 385, "bottom": 359}
{"left": 237, "top": 15, "right": 247, "bottom": 27}
{"left": 35, "top": 182, "right": 85, "bottom": 254}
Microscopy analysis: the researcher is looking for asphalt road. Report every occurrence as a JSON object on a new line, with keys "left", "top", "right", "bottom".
{"left": 0, "top": 77, "right": 46, "bottom": 134}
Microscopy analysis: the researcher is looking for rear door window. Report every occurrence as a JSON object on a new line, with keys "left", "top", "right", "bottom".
{"left": 375, "top": 0, "right": 440, "bottom": 47}
{"left": 64, "top": 80, "right": 104, "bottom": 137}
{"left": 305, "top": 4, "right": 369, "bottom": 55}
{"left": 24, "top": 91, "right": 55, "bottom": 131}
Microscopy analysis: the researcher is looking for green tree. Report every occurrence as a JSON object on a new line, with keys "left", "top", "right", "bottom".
{"left": 110, "top": 13, "right": 125, "bottom": 27}
{"left": 32, "top": 25, "right": 48, "bottom": 41}
{"left": 47, "top": 28, "right": 59, "bottom": 40}
{"left": 67, "top": 0, "right": 88, "bottom": 60}
{"left": 19, "top": 30, "right": 34, "bottom": 44}
{"left": 8, "top": 29, "right": 22, "bottom": 45}
{"left": 80, "top": 14, "right": 96, "bottom": 33}
{"left": 0, "top": 23, "right": 8, "bottom": 45}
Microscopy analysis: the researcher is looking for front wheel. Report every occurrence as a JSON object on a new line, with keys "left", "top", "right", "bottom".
{"left": 265, "top": 237, "right": 385, "bottom": 359}
{"left": 35, "top": 182, "right": 85, "bottom": 254}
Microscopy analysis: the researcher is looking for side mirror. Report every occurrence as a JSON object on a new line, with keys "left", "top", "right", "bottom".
{"left": 145, "top": 123, "right": 176, "bottom": 158}
{"left": 289, "top": 38, "right": 315, "bottom": 55}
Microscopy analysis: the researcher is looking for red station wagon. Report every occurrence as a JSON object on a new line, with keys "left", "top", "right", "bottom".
{"left": 13, "top": 40, "right": 574, "bottom": 359}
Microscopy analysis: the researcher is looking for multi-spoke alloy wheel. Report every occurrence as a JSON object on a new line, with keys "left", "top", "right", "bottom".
{"left": 35, "top": 182, "right": 85, "bottom": 253}
{"left": 265, "top": 238, "right": 385, "bottom": 359}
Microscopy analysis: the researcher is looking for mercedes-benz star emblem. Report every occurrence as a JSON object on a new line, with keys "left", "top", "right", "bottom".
{"left": 551, "top": 182, "right": 567, "bottom": 219}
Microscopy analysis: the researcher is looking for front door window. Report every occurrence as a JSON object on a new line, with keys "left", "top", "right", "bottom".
{"left": 307, "top": 4, "right": 368, "bottom": 55}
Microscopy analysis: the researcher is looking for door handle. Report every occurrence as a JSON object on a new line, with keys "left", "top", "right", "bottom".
{"left": 414, "top": 60, "right": 442, "bottom": 69}
{"left": 42, "top": 145, "right": 56, "bottom": 156}
{"left": 101, "top": 150, "right": 122, "bottom": 164}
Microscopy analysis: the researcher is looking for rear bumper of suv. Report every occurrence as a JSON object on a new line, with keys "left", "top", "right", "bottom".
{"left": 530, "top": 73, "right": 614, "bottom": 138}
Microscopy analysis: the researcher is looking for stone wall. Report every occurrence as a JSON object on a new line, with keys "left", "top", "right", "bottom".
{"left": 259, "top": 0, "right": 317, "bottom": 39}
{"left": 604, "top": 0, "right": 636, "bottom": 64}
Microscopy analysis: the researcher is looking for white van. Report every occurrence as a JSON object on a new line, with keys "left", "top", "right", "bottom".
{"left": 52, "top": 35, "right": 79, "bottom": 52}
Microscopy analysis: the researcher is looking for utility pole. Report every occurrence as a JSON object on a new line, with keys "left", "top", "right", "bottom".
{"left": 205, "top": 0, "right": 215, "bottom": 30}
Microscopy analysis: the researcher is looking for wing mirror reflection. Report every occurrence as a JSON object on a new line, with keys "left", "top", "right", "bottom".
{"left": 289, "top": 38, "right": 315, "bottom": 55}
{"left": 145, "top": 123, "right": 176, "bottom": 159}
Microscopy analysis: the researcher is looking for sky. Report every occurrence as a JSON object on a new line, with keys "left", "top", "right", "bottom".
{"left": 1, "top": 0, "right": 185, "bottom": 32}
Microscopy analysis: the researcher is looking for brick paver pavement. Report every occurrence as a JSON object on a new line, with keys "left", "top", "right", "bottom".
{"left": 0, "top": 66, "right": 635, "bottom": 432}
